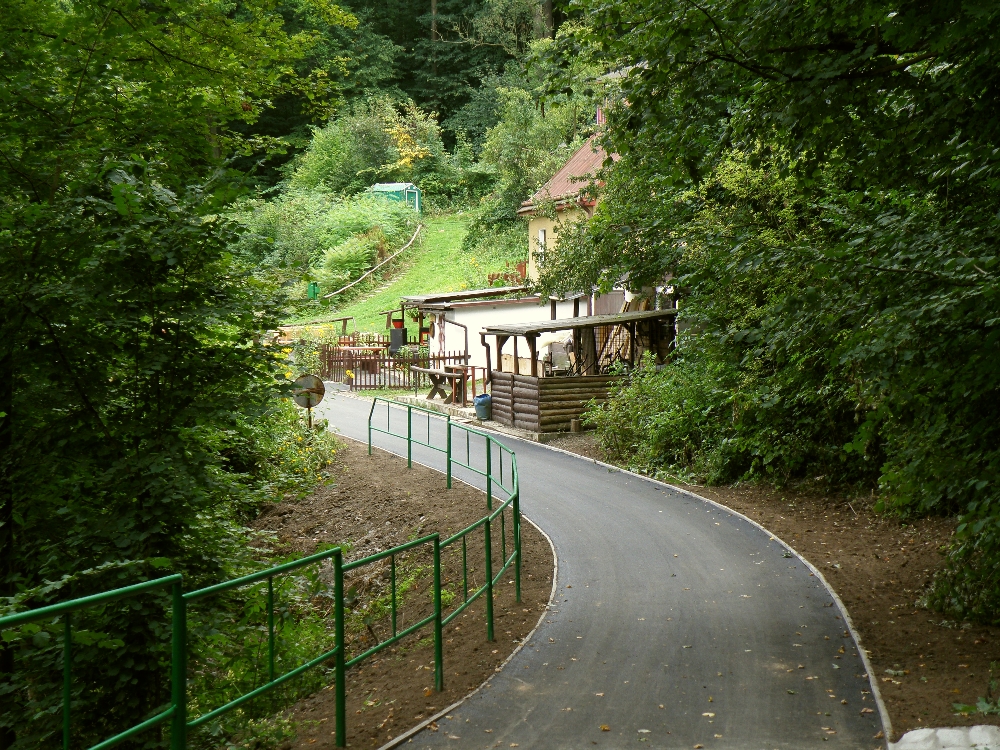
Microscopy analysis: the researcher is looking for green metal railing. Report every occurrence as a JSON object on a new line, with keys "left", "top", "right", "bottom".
{"left": 0, "top": 399, "right": 519, "bottom": 749}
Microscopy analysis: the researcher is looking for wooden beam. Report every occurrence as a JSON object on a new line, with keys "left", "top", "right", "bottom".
{"left": 481, "top": 332, "right": 493, "bottom": 383}
{"left": 550, "top": 299, "right": 557, "bottom": 320}
{"left": 495, "top": 335, "right": 509, "bottom": 373}
{"left": 573, "top": 298, "right": 580, "bottom": 317}
{"left": 527, "top": 334, "right": 538, "bottom": 377}
{"left": 512, "top": 336, "right": 519, "bottom": 375}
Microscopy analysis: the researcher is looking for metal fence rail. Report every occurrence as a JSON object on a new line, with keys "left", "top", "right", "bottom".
{"left": 0, "top": 401, "right": 519, "bottom": 749}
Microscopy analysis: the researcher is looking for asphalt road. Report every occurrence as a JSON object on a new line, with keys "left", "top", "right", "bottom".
{"left": 317, "top": 393, "right": 886, "bottom": 749}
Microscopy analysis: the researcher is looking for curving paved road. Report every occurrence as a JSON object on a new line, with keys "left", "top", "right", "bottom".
{"left": 318, "top": 393, "right": 887, "bottom": 749}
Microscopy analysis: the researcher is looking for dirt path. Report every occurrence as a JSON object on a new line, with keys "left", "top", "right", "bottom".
{"left": 252, "top": 441, "right": 554, "bottom": 749}
{"left": 547, "top": 432, "right": 1000, "bottom": 739}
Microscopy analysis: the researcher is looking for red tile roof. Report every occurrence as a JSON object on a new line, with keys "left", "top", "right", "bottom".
{"left": 518, "top": 136, "right": 612, "bottom": 214}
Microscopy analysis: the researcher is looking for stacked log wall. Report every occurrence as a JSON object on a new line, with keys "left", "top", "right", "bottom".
{"left": 489, "top": 372, "right": 623, "bottom": 433}
{"left": 536, "top": 374, "right": 620, "bottom": 432}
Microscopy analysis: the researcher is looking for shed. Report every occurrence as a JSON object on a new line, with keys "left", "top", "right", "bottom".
{"left": 482, "top": 309, "right": 677, "bottom": 433}
{"left": 369, "top": 182, "right": 422, "bottom": 212}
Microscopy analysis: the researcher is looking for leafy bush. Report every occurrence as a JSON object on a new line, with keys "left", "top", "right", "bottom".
{"left": 289, "top": 97, "right": 456, "bottom": 198}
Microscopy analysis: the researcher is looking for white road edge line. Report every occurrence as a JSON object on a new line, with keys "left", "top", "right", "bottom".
{"left": 523, "top": 435, "right": 894, "bottom": 748}
{"left": 328, "top": 395, "right": 891, "bottom": 747}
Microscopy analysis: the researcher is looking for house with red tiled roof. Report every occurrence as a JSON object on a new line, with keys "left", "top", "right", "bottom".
{"left": 516, "top": 135, "right": 613, "bottom": 282}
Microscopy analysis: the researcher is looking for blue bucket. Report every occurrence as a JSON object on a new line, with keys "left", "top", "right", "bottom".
{"left": 473, "top": 393, "right": 492, "bottom": 421}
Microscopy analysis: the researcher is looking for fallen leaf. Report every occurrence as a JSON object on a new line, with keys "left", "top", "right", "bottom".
{"left": 485, "top": 729, "right": 493, "bottom": 733}
{"left": 638, "top": 729, "right": 651, "bottom": 733}
{"left": 841, "top": 700, "right": 848, "bottom": 705}
{"left": 423, "top": 687, "right": 433, "bottom": 697}
{"left": 683, "top": 645, "right": 692, "bottom": 649}
{"left": 659, "top": 704, "right": 665, "bottom": 709}
{"left": 873, "top": 731, "right": 884, "bottom": 739}
{"left": 595, "top": 692, "right": 604, "bottom": 697}
{"left": 708, "top": 696, "right": 713, "bottom": 702}
{"left": 510, "top": 745, "right": 519, "bottom": 748}
{"left": 600, "top": 725, "right": 610, "bottom": 732}
{"left": 860, "top": 708, "right": 874, "bottom": 714}
{"left": 714, "top": 734, "right": 722, "bottom": 738}
{"left": 702, "top": 712, "right": 715, "bottom": 717}
{"left": 694, "top": 745, "right": 704, "bottom": 749}
{"left": 787, "top": 690, "right": 796, "bottom": 695}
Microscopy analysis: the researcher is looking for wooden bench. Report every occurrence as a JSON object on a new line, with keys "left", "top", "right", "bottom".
{"left": 409, "top": 366, "right": 468, "bottom": 405}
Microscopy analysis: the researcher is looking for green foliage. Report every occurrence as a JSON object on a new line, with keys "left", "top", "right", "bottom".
{"left": 460, "top": 59, "right": 598, "bottom": 277}
{"left": 0, "top": 0, "right": 348, "bottom": 743}
{"left": 953, "top": 662, "right": 1000, "bottom": 717}
{"left": 230, "top": 190, "right": 419, "bottom": 290}
{"left": 549, "top": 0, "right": 1000, "bottom": 618}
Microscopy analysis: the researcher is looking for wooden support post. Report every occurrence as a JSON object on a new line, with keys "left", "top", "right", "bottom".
{"left": 572, "top": 327, "right": 581, "bottom": 374}
{"left": 587, "top": 295, "right": 592, "bottom": 316}
{"left": 482, "top": 333, "right": 493, "bottom": 383}
{"left": 527, "top": 334, "right": 538, "bottom": 377}
{"left": 573, "top": 298, "right": 580, "bottom": 317}
{"left": 629, "top": 322, "right": 636, "bottom": 367}
{"left": 550, "top": 299, "right": 557, "bottom": 320}
{"left": 495, "top": 335, "right": 509, "bottom": 373}
{"left": 580, "top": 326, "right": 598, "bottom": 375}
{"left": 512, "top": 336, "right": 519, "bottom": 375}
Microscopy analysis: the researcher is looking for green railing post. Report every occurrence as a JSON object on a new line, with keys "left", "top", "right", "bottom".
{"left": 433, "top": 536, "right": 444, "bottom": 692}
{"left": 500, "top": 507, "right": 506, "bottom": 564}
{"left": 368, "top": 399, "right": 374, "bottom": 455}
{"left": 170, "top": 580, "right": 187, "bottom": 750}
{"left": 462, "top": 536, "right": 468, "bottom": 603}
{"left": 267, "top": 577, "right": 275, "bottom": 682}
{"left": 62, "top": 612, "right": 71, "bottom": 750}
{"left": 334, "top": 549, "right": 347, "bottom": 748}
{"left": 390, "top": 554, "right": 397, "bottom": 637}
{"left": 446, "top": 416, "right": 452, "bottom": 489}
{"left": 406, "top": 405, "right": 412, "bottom": 468}
{"left": 484, "top": 515, "right": 494, "bottom": 642}
{"left": 513, "top": 488, "right": 522, "bottom": 603}
{"left": 485, "top": 437, "right": 492, "bottom": 512}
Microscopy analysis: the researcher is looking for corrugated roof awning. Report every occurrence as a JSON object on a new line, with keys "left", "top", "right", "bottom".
{"left": 483, "top": 309, "right": 676, "bottom": 337}
{"left": 400, "top": 286, "right": 529, "bottom": 306}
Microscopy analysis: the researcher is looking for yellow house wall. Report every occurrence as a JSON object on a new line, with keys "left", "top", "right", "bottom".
{"left": 526, "top": 207, "right": 588, "bottom": 282}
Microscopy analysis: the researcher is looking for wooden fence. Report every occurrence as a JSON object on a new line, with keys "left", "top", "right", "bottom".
{"left": 320, "top": 345, "right": 470, "bottom": 391}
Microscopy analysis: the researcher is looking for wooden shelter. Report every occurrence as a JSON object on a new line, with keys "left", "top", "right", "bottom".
{"left": 482, "top": 309, "right": 677, "bottom": 433}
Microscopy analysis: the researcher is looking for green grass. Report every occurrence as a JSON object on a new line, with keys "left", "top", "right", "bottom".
{"left": 285, "top": 215, "right": 469, "bottom": 331}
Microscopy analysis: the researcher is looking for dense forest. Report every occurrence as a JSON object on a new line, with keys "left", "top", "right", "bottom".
{"left": 2, "top": 0, "right": 1000, "bottom": 746}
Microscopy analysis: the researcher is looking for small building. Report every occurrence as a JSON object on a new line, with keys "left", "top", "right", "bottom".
{"left": 482, "top": 310, "right": 677, "bottom": 433}
{"left": 369, "top": 182, "right": 422, "bottom": 212}
{"left": 517, "top": 136, "right": 612, "bottom": 281}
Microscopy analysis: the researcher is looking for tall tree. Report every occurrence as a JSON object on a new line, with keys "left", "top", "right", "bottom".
{"left": 0, "top": 0, "right": 350, "bottom": 742}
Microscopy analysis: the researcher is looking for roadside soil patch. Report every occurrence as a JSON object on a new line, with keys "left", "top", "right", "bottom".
{"left": 546, "top": 432, "right": 1000, "bottom": 740}
{"left": 252, "top": 439, "right": 554, "bottom": 749}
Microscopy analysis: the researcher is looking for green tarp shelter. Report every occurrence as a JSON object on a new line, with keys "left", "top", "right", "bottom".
{"left": 369, "top": 182, "right": 421, "bottom": 213}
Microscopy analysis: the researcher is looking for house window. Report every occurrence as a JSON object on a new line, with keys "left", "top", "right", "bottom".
{"left": 536, "top": 228, "right": 547, "bottom": 261}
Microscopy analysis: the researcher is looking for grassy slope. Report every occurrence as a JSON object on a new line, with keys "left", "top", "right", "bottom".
{"left": 337, "top": 215, "right": 468, "bottom": 331}
{"left": 286, "top": 215, "right": 468, "bottom": 332}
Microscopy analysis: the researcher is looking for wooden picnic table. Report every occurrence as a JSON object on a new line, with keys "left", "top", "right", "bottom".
{"left": 409, "top": 365, "right": 468, "bottom": 406}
